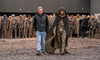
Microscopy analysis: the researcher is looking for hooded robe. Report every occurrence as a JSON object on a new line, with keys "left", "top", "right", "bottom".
{"left": 1, "top": 15, "right": 9, "bottom": 38}
{"left": 45, "top": 7, "right": 69, "bottom": 53}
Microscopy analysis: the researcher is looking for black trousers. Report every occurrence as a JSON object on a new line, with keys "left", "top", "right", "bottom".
{"left": 80, "top": 27, "right": 87, "bottom": 37}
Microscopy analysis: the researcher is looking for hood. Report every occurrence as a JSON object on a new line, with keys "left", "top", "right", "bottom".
{"left": 57, "top": 7, "right": 67, "bottom": 17}
{"left": 82, "top": 15, "right": 85, "bottom": 19}
{"left": 98, "top": 13, "right": 100, "bottom": 20}
{"left": 3, "top": 15, "right": 9, "bottom": 21}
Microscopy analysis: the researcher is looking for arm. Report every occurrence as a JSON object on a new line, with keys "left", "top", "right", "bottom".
{"left": 46, "top": 16, "right": 49, "bottom": 32}
{"left": 33, "top": 16, "right": 37, "bottom": 31}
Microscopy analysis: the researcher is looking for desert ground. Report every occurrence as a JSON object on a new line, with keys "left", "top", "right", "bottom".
{"left": 0, "top": 38, "right": 100, "bottom": 60}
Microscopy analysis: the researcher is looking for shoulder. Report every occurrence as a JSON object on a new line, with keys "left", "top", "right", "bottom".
{"left": 42, "top": 14, "right": 47, "bottom": 17}
{"left": 34, "top": 14, "right": 38, "bottom": 17}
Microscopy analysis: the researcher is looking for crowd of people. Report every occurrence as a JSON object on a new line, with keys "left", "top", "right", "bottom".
{"left": 0, "top": 14, "right": 35, "bottom": 38}
{"left": 48, "top": 13, "right": 100, "bottom": 39}
{"left": 0, "top": 13, "right": 100, "bottom": 39}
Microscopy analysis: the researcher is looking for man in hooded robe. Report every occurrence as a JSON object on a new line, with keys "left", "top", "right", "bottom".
{"left": 88, "top": 16, "right": 96, "bottom": 38}
{"left": 18, "top": 15, "right": 24, "bottom": 38}
{"left": 28, "top": 15, "right": 33, "bottom": 37}
{"left": 32, "top": 16, "right": 36, "bottom": 37}
{"left": 8, "top": 16, "right": 12, "bottom": 38}
{"left": 69, "top": 15, "right": 74, "bottom": 38}
{"left": 95, "top": 13, "right": 100, "bottom": 39}
{"left": 10, "top": 14, "right": 18, "bottom": 38}
{"left": 48, "top": 15, "right": 53, "bottom": 28}
{"left": 23, "top": 14, "right": 27, "bottom": 37}
{"left": 46, "top": 7, "right": 69, "bottom": 55}
{"left": 76, "top": 14, "right": 81, "bottom": 37}
{"left": 24, "top": 18, "right": 31, "bottom": 38}
{"left": 53, "top": 13, "right": 56, "bottom": 20}
{"left": 1, "top": 15, "right": 9, "bottom": 38}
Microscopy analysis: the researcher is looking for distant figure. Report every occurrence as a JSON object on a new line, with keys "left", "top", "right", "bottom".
{"left": 80, "top": 15, "right": 89, "bottom": 39}
{"left": 1, "top": 15, "right": 9, "bottom": 38}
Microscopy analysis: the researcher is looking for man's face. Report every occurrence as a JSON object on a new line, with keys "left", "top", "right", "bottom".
{"left": 60, "top": 10, "right": 64, "bottom": 15}
{"left": 38, "top": 9, "right": 43, "bottom": 15}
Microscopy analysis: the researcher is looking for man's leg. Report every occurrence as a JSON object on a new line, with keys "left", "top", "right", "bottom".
{"left": 70, "top": 27, "right": 73, "bottom": 38}
{"left": 25, "top": 28, "right": 27, "bottom": 38}
{"left": 28, "top": 29, "right": 30, "bottom": 38}
{"left": 11, "top": 28, "right": 13, "bottom": 38}
{"left": 89, "top": 28, "right": 92, "bottom": 38}
{"left": 36, "top": 31, "right": 41, "bottom": 52}
{"left": 84, "top": 27, "right": 87, "bottom": 37}
{"left": 19, "top": 28, "right": 21, "bottom": 38}
{"left": 41, "top": 31, "right": 46, "bottom": 53}
{"left": 80, "top": 27, "right": 83, "bottom": 38}
{"left": 92, "top": 29, "right": 94, "bottom": 38}
{"left": 22, "top": 28, "right": 24, "bottom": 38}
{"left": 14, "top": 28, "right": 17, "bottom": 38}
{"left": 1, "top": 28, "right": 4, "bottom": 38}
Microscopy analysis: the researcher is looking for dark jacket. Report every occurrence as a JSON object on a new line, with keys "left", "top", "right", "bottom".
{"left": 81, "top": 18, "right": 89, "bottom": 28}
{"left": 33, "top": 12, "right": 49, "bottom": 32}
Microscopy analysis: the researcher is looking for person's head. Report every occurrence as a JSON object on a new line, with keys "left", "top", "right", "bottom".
{"left": 19, "top": 15, "right": 22, "bottom": 20}
{"left": 94, "top": 14, "right": 98, "bottom": 20}
{"left": 11, "top": 14, "right": 15, "bottom": 19}
{"left": 76, "top": 14, "right": 81, "bottom": 19}
{"left": 38, "top": 6, "right": 43, "bottom": 15}
{"left": 87, "top": 15, "right": 90, "bottom": 20}
{"left": 98, "top": 13, "right": 100, "bottom": 20}
{"left": 91, "top": 16, "right": 94, "bottom": 20}
{"left": 28, "top": 15, "right": 31, "bottom": 19}
{"left": 3, "top": 15, "right": 6, "bottom": 19}
{"left": 53, "top": 13, "right": 56, "bottom": 16}
{"left": 23, "top": 14, "right": 26, "bottom": 19}
{"left": 57, "top": 7, "right": 67, "bottom": 18}
{"left": 70, "top": 15, "right": 73, "bottom": 17}
{"left": 82, "top": 15, "right": 85, "bottom": 19}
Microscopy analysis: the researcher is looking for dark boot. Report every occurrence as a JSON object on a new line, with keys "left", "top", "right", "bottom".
{"left": 64, "top": 48, "right": 70, "bottom": 54}
{"left": 36, "top": 51, "right": 41, "bottom": 56}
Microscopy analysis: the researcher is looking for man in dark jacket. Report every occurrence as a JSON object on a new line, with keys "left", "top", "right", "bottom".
{"left": 33, "top": 6, "right": 49, "bottom": 55}
{"left": 80, "top": 15, "right": 89, "bottom": 39}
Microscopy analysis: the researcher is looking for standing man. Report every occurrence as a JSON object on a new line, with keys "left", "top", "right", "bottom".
{"left": 33, "top": 6, "right": 49, "bottom": 55}
{"left": 80, "top": 15, "right": 89, "bottom": 39}
{"left": 1, "top": 15, "right": 9, "bottom": 38}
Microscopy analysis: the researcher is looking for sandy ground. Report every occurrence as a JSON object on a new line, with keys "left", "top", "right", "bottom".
{"left": 0, "top": 38, "right": 100, "bottom": 60}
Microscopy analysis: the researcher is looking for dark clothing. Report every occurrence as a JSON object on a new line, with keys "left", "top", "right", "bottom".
{"left": 80, "top": 27, "right": 87, "bottom": 37}
{"left": 33, "top": 12, "right": 49, "bottom": 32}
{"left": 81, "top": 18, "right": 89, "bottom": 28}
{"left": 80, "top": 18, "right": 89, "bottom": 37}
{"left": 46, "top": 7, "right": 69, "bottom": 48}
